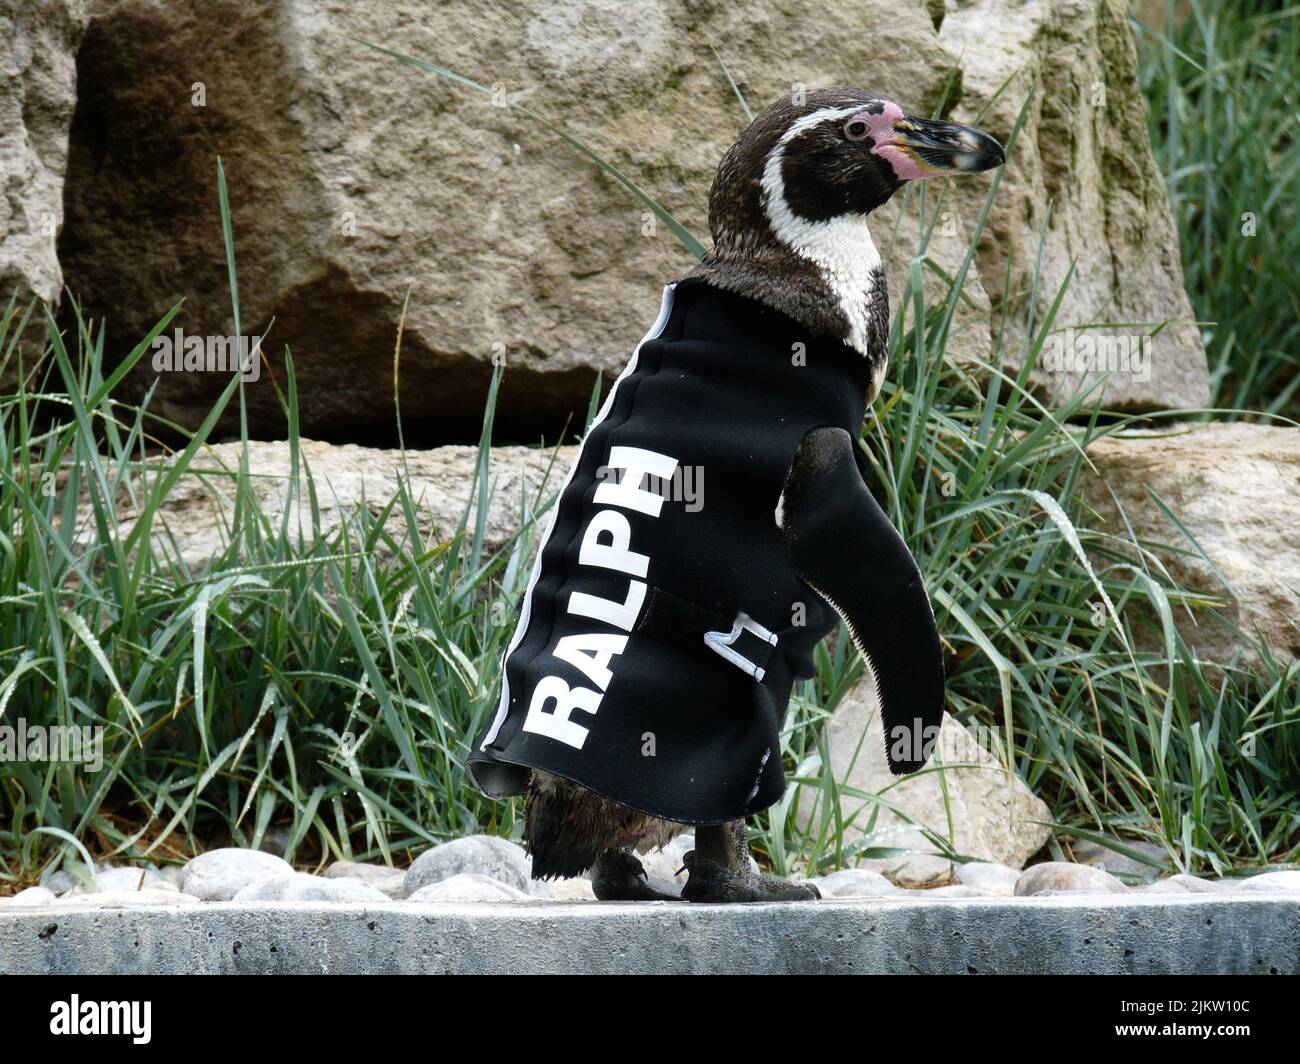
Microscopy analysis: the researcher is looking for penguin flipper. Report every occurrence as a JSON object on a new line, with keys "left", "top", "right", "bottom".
{"left": 778, "top": 426, "right": 945, "bottom": 775}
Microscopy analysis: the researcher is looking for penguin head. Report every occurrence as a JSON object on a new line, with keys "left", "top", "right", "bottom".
{"left": 708, "top": 87, "right": 1005, "bottom": 240}
{"left": 692, "top": 88, "right": 1004, "bottom": 365}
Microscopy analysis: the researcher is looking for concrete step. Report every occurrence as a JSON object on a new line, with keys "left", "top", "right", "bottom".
{"left": 3, "top": 894, "right": 1298, "bottom": 974}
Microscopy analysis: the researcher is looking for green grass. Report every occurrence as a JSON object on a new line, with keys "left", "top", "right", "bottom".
{"left": 1137, "top": 0, "right": 1300, "bottom": 417}
{"left": 1, "top": 39, "right": 1297, "bottom": 890}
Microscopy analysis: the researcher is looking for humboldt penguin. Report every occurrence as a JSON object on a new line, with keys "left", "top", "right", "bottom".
{"left": 469, "top": 88, "right": 1005, "bottom": 902}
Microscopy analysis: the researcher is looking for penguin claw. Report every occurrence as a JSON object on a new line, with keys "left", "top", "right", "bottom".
{"left": 680, "top": 851, "right": 821, "bottom": 903}
{"left": 591, "top": 849, "right": 681, "bottom": 901}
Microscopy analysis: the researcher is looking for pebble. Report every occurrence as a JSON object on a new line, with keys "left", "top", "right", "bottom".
{"left": 808, "top": 868, "right": 901, "bottom": 898}
{"left": 67, "top": 867, "right": 177, "bottom": 896}
{"left": 1068, "top": 837, "right": 1168, "bottom": 881}
{"left": 910, "top": 884, "right": 996, "bottom": 898}
{"left": 41, "top": 871, "right": 78, "bottom": 895}
{"left": 405, "top": 835, "right": 532, "bottom": 895}
{"left": 1233, "top": 870, "right": 1300, "bottom": 893}
{"left": 547, "top": 878, "right": 597, "bottom": 901}
{"left": 407, "top": 873, "right": 534, "bottom": 902}
{"left": 57, "top": 888, "right": 201, "bottom": 907}
{"left": 324, "top": 860, "right": 407, "bottom": 899}
{"left": 154, "top": 865, "right": 186, "bottom": 888}
{"left": 956, "top": 862, "right": 1021, "bottom": 896}
{"left": 179, "top": 848, "right": 295, "bottom": 901}
{"left": 1141, "top": 874, "right": 1227, "bottom": 894}
{"left": 1014, "top": 861, "right": 1130, "bottom": 896}
{"left": 0, "top": 886, "right": 58, "bottom": 908}
{"left": 231, "top": 873, "right": 390, "bottom": 903}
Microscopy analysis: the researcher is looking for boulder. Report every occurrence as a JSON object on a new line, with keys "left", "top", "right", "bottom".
{"left": 796, "top": 673, "right": 1052, "bottom": 886}
{"left": 940, "top": 0, "right": 1208, "bottom": 411}
{"left": 56, "top": 0, "right": 1199, "bottom": 444}
{"left": 0, "top": 0, "right": 90, "bottom": 309}
{"left": 1083, "top": 424, "right": 1300, "bottom": 665}
{"left": 72, "top": 439, "right": 575, "bottom": 574}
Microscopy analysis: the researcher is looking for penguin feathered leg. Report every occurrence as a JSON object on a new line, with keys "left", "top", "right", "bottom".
{"left": 777, "top": 425, "right": 946, "bottom": 775}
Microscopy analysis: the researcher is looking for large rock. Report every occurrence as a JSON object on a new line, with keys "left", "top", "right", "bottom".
{"left": 940, "top": 0, "right": 1208, "bottom": 411}
{"left": 797, "top": 674, "right": 1052, "bottom": 886}
{"left": 0, "top": 0, "right": 91, "bottom": 308}
{"left": 72, "top": 439, "right": 575, "bottom": 574}
{"left": 55, "top": 0, "right": 1193, "bottom": 446}
{"left": 1083, "top": 424, "right": 1300, "bottom": 664}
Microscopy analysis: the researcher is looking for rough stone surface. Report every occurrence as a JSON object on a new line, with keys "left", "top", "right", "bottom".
{"left": 797, "top": 675, "right": 1053, "bottom": 886}
{"left": 956, "top": 861, "right": 1021, "bottom": 896}
{"left": 940, "top": 0, "right": 1208, "bottom": 411}
{"left": 231, "top": 873, "right": 390, "bottom": 904}
{"left": 72, "top": 439, "right": 576, "bottom": 574}
{"left": 0, "top": 0, "right": 91, "bottom": 309}
{"left": 179, "top": 849, "right": 295, "bottom": 902}
{"left": 404, "top": 835, "right": 533, "bottom": 896}
{"left": 324, "top": 861, "right": 408, "bottom": 900}
{"left": 3, "top": 896, "right": 1297, "bottom": 974}
{"left": 1083, "top": 424, "right": 1300, "bottom": 665}
{"left": 1015, "top": 861, "right": 1130, "bottom": 896}
{"left": 406, "top": 873, "right": 533, "bottom": 903}
{"left": 57, "top": 0, "right": 1201, "bottom": 445}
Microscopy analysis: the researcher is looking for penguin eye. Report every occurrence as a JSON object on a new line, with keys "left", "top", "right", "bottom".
{"left": 844, "top": 119, "right": 870, "bottom": 141}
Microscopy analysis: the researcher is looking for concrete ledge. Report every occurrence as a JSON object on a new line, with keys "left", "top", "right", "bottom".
{"left": 2, "top": 895, "right": 1297, "bottom": 974}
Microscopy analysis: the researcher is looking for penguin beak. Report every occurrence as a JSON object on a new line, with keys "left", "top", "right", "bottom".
{"left": 885, "top": 115, "right": 1006, "bottom": 176}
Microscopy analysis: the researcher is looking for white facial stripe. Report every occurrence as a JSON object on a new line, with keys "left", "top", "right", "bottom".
{"left": 759, "top": 106, "right": 884, "bottom": 357}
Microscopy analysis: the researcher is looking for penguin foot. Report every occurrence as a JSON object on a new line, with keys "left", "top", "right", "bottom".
{"left": 591, "top": 849, "right": 681, "bottom": 901}
{"left": 680, "top": 851, "right": 821, "bottom": 903}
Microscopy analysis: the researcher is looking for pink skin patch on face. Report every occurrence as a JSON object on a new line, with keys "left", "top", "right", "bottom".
{"left": 852, "top": 101, "right": 934, "bottom": 182}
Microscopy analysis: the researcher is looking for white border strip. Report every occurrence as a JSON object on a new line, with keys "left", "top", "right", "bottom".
{"left": 481, "top": 283, "right": 678, "bottom": 748}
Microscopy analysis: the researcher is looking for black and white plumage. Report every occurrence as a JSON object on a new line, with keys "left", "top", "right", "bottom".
{"left": 469, "top": 88, "right": 1004, "bottom": 902}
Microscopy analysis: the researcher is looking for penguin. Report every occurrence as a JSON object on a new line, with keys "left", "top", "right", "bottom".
{"left": 469, "top": 87, "right": 1005, "bottom": 902}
